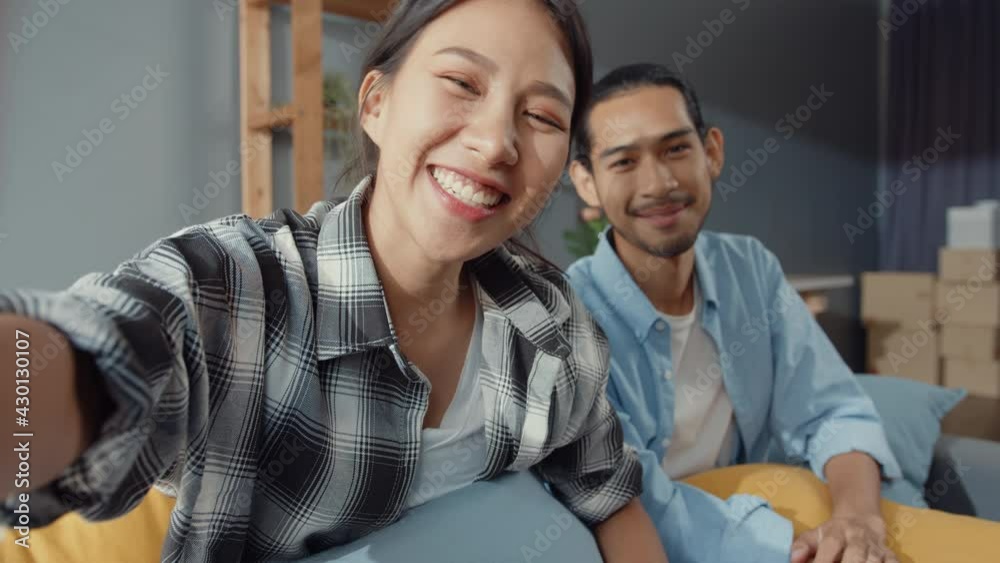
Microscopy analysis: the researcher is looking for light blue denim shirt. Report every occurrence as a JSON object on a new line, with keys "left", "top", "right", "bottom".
{"left": 567, "top": 228, "right": 902, "bottom": 563}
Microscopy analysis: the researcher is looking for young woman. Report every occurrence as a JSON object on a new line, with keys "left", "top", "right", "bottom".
{"left": 0, "top": 1, "right": 669, "bottom": 561}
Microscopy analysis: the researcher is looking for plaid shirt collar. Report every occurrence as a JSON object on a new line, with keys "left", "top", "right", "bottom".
{"left": 314, "top": 175, "right": 572, "bottom": 362}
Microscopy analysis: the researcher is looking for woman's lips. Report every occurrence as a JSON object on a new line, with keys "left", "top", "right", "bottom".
{"left": 635, "top": 205, "right": 687, "bottom": 228}
{"left": 427, "top": 167, "right": 507, "bottom": 222}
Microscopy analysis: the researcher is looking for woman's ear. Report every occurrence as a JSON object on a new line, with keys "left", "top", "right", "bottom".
{"left": 358, "top": 70, "right": 387, "bottom": 148}
{"left": 703, "top": 127, "right": 726, "bottom": 180}
{"left": 568, "top": 159, "right": 602, "bottom": 209}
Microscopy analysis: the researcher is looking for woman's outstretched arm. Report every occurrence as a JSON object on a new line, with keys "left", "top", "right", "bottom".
{"left": 595, "top": 498, "right": 670, "bottom": 563}
{"left": 1, "top": 314, "right": 111, "bottom": 499}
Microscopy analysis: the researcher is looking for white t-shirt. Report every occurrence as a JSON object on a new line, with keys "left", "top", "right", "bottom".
{"left": 404, "top": 293, "right": 489, "bottom": 510}
{"left": 660, "top": 280, "right": 738, "bottom": 480}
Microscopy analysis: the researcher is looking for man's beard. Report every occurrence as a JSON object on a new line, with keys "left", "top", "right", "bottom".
{"left": 615, "top": 185, "right": 713, "bottom": 259}
{"left": 637, "top": 231, "right": 699, "bottom": 258}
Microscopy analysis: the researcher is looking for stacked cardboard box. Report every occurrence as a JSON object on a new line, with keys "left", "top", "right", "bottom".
{"left": 862, "top": 272, "right": 939, "bottom": 385}
{"left": 937, "top": 249, "right": 1000, "bottom": 398}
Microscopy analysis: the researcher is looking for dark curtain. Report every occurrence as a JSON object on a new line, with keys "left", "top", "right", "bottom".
{"left": 880, "top": 0, "right": 1000, "bottom": 271}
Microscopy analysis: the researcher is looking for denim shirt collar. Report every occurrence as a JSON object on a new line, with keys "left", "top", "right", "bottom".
{"left": 590, "top": 226, "right": 720, "bottom": 343}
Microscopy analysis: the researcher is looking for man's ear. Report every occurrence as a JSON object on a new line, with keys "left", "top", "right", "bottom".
{"left": 358, "top": 70, "right": 387, "bottom": 148}
{"left": 703, "top": 127, "right": 726, "bottom": 180}
{"left": 568, "top": 159, "right": 602, "bottom": 208}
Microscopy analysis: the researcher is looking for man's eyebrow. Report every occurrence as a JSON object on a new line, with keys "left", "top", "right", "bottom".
{"left": 598, "top": 127, "right": 695, "bottom": 160}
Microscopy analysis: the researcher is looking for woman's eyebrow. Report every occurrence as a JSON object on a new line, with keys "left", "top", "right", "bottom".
{"left": 434, "top": 46, "right": 499, "bottom": 74}
{"left": 435, "top": 47, "right": 571, "bottom": 109}
{"left": 433, "top": 46, "right": 571, "bottom": 109}
{"left": 526, "top": 81, "right": 572, "bottom": 110}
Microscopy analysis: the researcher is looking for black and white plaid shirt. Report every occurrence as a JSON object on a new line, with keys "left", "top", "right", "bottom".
{"left": 0, "top": 176, "right": 642, "bottom": 562}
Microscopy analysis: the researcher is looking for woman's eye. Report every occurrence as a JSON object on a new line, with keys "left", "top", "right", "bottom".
{"left": 445, "top": 76, "right": 479, "bottom": 95}
{"left": 526, "top": 112, "right": 564, "bottom": 131}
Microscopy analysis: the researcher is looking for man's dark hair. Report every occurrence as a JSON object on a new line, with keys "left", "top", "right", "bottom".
{"left": 572, "top": 63, "right": 707, "bottom": 170}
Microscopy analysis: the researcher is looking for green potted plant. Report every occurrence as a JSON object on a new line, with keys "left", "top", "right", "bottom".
{"left": 323, "top": 71, "right": 356, "bottom": 158}
{"left": 563, "top": 207, "right": 608, "bottom": 259}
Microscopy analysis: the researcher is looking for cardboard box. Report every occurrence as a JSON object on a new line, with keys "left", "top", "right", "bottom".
{"left": 938, "top": 248, "right": 1000, "bottom": 282}
{"left": 935, "top": 282, "right": 1000, "bottom": 327}
{"left": 866, "top": 322, "right": 940, "bottom": 385}
{"left": 943, "top": 359, "right": 1000, "bottom": 399}
{"left": 947, "top": 202, "right": 1000, "bottom": 249}
{"left": 861, "top": 273, "right": 936, "bottom": 325}
{"left": 940, "top": 326, "right": 1000, "bottom": 360}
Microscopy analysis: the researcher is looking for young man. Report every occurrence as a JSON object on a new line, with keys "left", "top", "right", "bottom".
{"left": 566, "top": 64, "right": 902, "bottom": 563}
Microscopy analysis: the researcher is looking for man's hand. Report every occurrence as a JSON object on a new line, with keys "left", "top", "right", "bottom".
{"left": 790, "top": 513, "right": 897, "bottom": 563}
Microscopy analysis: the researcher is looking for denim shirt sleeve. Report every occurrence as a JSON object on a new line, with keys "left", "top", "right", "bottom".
{"left": 756, "top": 241, "right": 903, "bottom": 482}
{"left": 608, "top": 385, "right": 793, "bottom": 563}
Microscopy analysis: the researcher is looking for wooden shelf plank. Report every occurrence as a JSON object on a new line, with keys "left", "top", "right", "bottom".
{"left": 239, "top": 0, "right": 274, "bottom": 218}
{"left": 270, "top": 0, "right": 395, "bottom": 21}
{"left": 249, "top": 104, "right": 296, "bottom": 130}
{"left": 292, "top": 0, "right": 325, "bottom": 213}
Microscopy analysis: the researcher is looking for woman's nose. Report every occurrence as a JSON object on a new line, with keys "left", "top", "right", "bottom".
{"left": 461, "top": 104, "right": 519, "bottom": 167}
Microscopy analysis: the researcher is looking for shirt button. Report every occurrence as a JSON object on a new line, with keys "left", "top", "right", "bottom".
{"left": 665, "top": 370, "right": 673, "bottom": 380}
{"left": 655, "top": 320, "right": 667, "bottom": 331}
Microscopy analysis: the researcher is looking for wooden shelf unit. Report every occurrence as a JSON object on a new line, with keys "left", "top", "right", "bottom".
{"left": 239, "top": 0, "right": 394, "bottom": 218}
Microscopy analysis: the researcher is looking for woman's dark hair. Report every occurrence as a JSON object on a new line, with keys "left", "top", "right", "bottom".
{"left": 332, "top": 0, "right": 594, "bottom": 269}
{"left": 572, "top": 63, "right": 707, "bottom": 171}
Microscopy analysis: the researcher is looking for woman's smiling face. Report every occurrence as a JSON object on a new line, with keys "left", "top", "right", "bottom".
{"left": 360, "top": 0, "right": 577, "bottom": 263}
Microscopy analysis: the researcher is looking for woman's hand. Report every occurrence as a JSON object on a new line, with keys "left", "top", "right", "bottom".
{"left": 594, "top": 498, "right": 669, "bottom": 563}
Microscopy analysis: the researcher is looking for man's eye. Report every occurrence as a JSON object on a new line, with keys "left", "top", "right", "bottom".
{"left": 612, "top": 158, "right": 634, "bottom": 168}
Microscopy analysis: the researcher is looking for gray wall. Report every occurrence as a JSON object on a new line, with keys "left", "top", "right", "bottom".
{"left": 0, "top": 2, "right": 376, "bottom": 292}
{"left": 1, "top": 0, "right": 879, "bottom": 365}
{"left": 1, "top": 0, "right": 241, "bottom": 290}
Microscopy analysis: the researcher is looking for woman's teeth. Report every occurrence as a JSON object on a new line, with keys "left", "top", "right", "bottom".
{"left": 431, "top": 167, "right": 504, "bottom": 208}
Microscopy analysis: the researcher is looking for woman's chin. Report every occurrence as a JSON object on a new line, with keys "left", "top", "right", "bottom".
{"left": 418, "top": 232, "right": 499, "bottom": 264}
